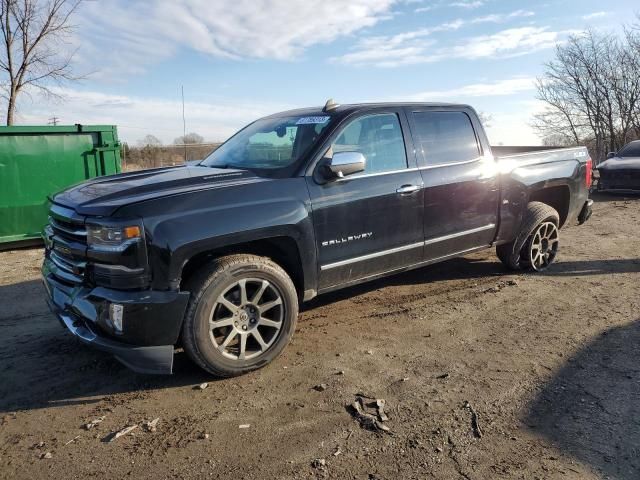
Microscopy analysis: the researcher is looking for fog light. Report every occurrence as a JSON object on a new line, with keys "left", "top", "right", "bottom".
{"left": 109, "top": 303, "right": 124, "bottom": 332}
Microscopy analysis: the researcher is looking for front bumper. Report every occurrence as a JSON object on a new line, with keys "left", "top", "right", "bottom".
{"left": 597, "top": 170, "right": 640, "bottom": 192}
{"left": 42, "top": 261, "right": 190, "bottom": 374}
{"left": 577, "top": 199, "right": 593, "bottom": 225}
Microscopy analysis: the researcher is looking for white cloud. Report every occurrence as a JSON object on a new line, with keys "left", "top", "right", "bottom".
{"left": 333, "top": 26, "right": 564, "bottom": 67}
{"left": 74, "top": 0, "right": 398, "bottom": 75}
{"left": 471, "top": 10, "right": 534, "bottom": 24}
{"left": 402, "top": 77, "right": 536, "bottom": 101}
{"left": 582, "top": 11, "right": 608, "bottom": 20}
{"left": 14, "top": 88, "right": 292, "bottom": 144}
{"left": 450, "top": 1, "right": 484, "bottom": 8}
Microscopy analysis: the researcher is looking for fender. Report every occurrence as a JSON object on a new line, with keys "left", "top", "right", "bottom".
{"left": 116, "top": 177, "right": 317, "bottom": 293}
{"left": 495, "top": 158, "right": 586, "bottom": 244}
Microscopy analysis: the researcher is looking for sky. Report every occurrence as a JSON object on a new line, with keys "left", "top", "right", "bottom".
{"left": 11, "top": 0, "right": 639, "bottom": 146}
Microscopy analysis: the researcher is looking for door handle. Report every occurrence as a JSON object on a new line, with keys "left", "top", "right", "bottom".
{"left": 396, "top": 184, "right": 421, "bottom": 195}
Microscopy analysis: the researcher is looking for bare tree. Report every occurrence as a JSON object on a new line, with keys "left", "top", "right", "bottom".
{"left": 533, "top": 28, "right": 640, "bottom": 161}
{"left": 0, "top": 0, "right": 81, "bottom": 125}
{"left": 477, "top": 111, "right": 493, "bottom": 129}
{"left": 138, "top": 134, "right": 162, "bottom": 147}
{"left": 174, "top": 132, "right": 204, "bottom": 144}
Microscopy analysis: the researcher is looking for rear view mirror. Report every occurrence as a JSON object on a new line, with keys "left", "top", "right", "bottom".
{"left": 326, "top": 152, "right": 366, "bottom": 179}
{"left": 606, "top": 152, "right": 616, "bottom": 159}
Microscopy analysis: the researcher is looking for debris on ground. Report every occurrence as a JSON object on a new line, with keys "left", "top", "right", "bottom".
{"left": 436, "top": 373, "right": 449, "bottom": 379}
{"left": 83, "top": 416, "right": 105, "bottom": 430}
{"left": 64, "top": 435, "right": 80, "bottom": 446}
{"left": 336, "top": 370, "right": 345, "bottom": 375}
{"left": 239, "top": 424, "right": 251, "bottom": 429}
{"left": 196, "top": 383, "right": 208, "bottom": 390}
{"left": 483, "top": 279, "right": 519, "bottom": 294}
{"left": 332, "top": 447, "right": 342, "bottom": 456}
{"left": 464, "top": 400, "right": 483, "bottom": 438}
{"left": 199, "top": 432, "right": 210, "bottom": 440}
{"left": 313, "top": 383, "right": 328, "bottom": 392}
{"left": 311, "top": 458, "right": 327, "bottom": 471}
{"left": 142, "top": 417, "right": 160, "bottom": 432}
{"left": 348, "top": 395, "right": 391, "bottom": 433}
{"left": 40, "top": 452, "right": 52, "bottom": 459}
{"left": 106, "top": 425, "right": 137, "bottom": 442}
{"left": 366, "top": 350, "right": 374, "bottom": 355}
{"left": 375, "top": 399, "right": 389, "bottom": 422}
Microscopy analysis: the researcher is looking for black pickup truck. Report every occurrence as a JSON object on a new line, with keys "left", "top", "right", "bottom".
{"left": 42, "top": 101, "right": 593, "bottom": 376}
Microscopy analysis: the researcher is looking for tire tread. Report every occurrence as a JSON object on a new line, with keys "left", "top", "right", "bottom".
{"left": 496, "top": 201, "right": 560, "bottom": 271}
{"left": 181, "top": 254, "right": 297, "bottom": 377}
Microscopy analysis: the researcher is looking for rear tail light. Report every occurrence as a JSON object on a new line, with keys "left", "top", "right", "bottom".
{"left": 585, "top": 157, "right": 593, "bottom": 188}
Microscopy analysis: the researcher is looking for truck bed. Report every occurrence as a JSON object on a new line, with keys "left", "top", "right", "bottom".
{"left": 493, "top": 146, "right": 590, "bottom": 170}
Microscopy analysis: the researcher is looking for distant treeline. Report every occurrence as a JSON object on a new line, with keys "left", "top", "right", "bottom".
{"left": 121, "top": 143, "right": 221, "bottom": 170}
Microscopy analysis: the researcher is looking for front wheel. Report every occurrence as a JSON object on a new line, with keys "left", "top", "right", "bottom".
{"left": 496, "top": 201, "right": 560, "bottom": 271}
{"left": 181, "top": 254, "right": 298, "bottom": 377}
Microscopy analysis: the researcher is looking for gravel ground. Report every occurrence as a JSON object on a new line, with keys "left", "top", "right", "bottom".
{"left": 0, "top": 193, "right": 639, "bottom": 480}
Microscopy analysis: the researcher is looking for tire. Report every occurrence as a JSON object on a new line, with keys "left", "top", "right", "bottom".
{"left": 496, "top": 201, "right": 560, "bottom": 272}
{"left": 181, "top": 254, "right": 298, "bottom": 377}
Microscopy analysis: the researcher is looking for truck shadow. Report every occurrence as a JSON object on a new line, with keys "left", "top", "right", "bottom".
{"left": 525, "top": 319, "right": 640, "bottom": 478}
{"left": 303, "top": 256, "right": 640, "bottom": 310}
{"left": 1, "top": 255, "right": 639, "bottom": 414}
{"left": 0, "top": 279, "right": 215, "bottom": 415}
{"left": 540, "top": 258, "right": 640, "bottom": 277}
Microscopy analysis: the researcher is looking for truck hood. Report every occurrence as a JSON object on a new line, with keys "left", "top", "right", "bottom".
{"left": 597, "top": 157, "right": 640, "bottom": 171}
{"left": 52, "top": 165, "right": 267, "bottom": 216}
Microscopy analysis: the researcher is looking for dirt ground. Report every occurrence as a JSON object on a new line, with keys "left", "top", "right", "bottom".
{"left": 0, "top": 193, "right": 639, "bottom": 480}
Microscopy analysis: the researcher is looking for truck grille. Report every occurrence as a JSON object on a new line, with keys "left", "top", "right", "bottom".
{"left": 45, "top": 204, "right": 88, "bottom": 286}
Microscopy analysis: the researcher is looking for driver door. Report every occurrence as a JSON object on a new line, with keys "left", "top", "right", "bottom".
{"left": 306, "top": 110, "right": 424, "bottom": 290}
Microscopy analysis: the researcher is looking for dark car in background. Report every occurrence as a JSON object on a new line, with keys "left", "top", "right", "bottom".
{"left": 597, "top": 140, "right": 640, "bottom": 193}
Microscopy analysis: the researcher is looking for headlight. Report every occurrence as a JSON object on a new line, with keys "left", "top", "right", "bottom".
{"left": 87, "top": 224, "right": 142, "bottom": 248}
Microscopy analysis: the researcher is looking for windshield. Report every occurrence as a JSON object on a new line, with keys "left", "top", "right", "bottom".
{"left": 617, "top": 142, "right": 640, "bottom": 158}
{"left": 201, "top": 115, "right": 333, "bottom": 170}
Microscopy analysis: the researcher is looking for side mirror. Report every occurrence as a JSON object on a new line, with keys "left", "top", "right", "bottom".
{"left": 326, "top": 151, "right": 366, "bottom": 179}
{"left": 606, "top": 152, "right": 616, "bottom": 159}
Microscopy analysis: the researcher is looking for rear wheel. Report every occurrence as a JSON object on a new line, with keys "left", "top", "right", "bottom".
{"left": 182, "top": 254, "right": 298, "bottom": 377}
{"left": 522, "top": 221, "right": 559, "bottom": 271}
{"left": 496, "top": 201, "right": 560, "bottom": 271}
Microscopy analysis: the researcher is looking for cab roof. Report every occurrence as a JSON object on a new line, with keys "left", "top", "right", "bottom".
{"left": 266, "top": 102, "right": 474, "bottom": 119}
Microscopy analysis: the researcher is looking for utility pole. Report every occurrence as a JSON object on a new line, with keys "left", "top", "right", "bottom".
{"left": 181, "top": 85, "right": 187, "bottom": 162}
{"left": 48, "top": 116, "right": 60, "bottom": 126}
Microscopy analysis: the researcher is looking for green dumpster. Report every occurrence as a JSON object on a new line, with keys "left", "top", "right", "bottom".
{"left": 0, "top": 124, "right": 121, "bottom": 247}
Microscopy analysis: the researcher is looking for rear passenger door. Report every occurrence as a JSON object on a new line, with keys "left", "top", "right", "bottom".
{"left": 407, "top": 108, "right": 499, "bottom": 260}
{"left": 306, "top": 110, "right": 424, "bottom": 290}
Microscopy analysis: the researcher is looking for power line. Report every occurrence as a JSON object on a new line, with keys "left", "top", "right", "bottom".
{"left": 48, "top": 116, "right": 59, "bottom": 126}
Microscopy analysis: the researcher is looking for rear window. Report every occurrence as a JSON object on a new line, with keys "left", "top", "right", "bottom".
{"left": 412, "top": 111, "right": 480, "bottom": 165}
{"left": 618, "top": 142, "right": 640, "bottom": 158}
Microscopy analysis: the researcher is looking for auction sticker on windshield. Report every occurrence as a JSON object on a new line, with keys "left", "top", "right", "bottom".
{"left": 296, "top": 116, "right": 330, "bottom": 125}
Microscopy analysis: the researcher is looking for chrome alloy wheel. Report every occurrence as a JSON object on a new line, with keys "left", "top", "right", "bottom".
{"left": 528, "top": 221, "right": 559, "bottom": 271}
{"left": 208, "top": 278, "right": 284, "bottom": 360}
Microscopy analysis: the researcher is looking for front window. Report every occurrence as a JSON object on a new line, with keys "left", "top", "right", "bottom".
{"left": 617, "top": 142, "right": 640, "bottom": 158}
{"left": 201, "top": 115, "right": 333, "bottom": 170}
{"left": 331, "top": 113, "right": 407, "bottom": 175}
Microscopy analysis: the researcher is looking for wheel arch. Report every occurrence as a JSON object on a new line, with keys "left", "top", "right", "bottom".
{"left": 528, "top": 185, "right": 570, "bottom": 227}
{"left": 178, "top": 236, "right": 307, "bottom": 300}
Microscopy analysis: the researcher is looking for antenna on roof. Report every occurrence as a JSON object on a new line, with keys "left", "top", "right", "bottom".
{"left": 323, "top": 98, "right": 339, "bottom": 112}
